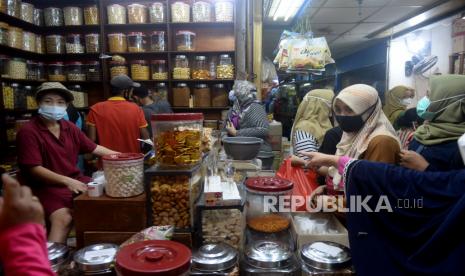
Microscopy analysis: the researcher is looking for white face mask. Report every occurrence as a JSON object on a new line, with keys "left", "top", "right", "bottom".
{"left": 459, "top": 133, "right": 465, "bottom": 165}
{"left": 400, "top": 98, "right": 413, "bottom": 106}
{"left": 38, "top": 105, "right": 67, "bottom": 121}
{"left": 229, "top": 90, "right": 236, "bottom": 102}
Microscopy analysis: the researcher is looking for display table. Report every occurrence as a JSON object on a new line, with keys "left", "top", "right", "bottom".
{"left": 74, "top": 193, "right": 147, "bottom": 248}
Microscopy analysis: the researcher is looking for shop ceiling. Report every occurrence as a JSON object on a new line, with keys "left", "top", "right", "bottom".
{"left": 263, "top": 0, "right": 461, "bottom": 59}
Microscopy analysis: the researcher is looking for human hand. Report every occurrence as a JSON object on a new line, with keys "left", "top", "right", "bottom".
{"left": 400, "top": 150, "right": 429, "bottom": 171}
{"left": 0, "top": 174, "right": 45, "bottom": 231}
{"left": 300, "top": 152, "right": 339, "bottom": 169}
{"left": 226, "top": 121, "right": 237, "bottom": 136}
{"left": 63, "top": 177, "right": 88, "bottom": 194}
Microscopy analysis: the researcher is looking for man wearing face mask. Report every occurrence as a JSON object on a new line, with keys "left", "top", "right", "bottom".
{"left": 16, "top": 82, "right": 118, "bottom": 243}
{"left": 400, "top": 75, "right": 465, "bottom": 172}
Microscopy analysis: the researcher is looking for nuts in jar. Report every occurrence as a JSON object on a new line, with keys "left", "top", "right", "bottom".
{"left": 44, "top": 7, "right": 63, "bottom": 26}
{"left": 2, "top": 85, "right": 14, "bottom": 109}
{"left": 85, "top": 33, "right": 100, "bottom": 53}
{"left": 127, "top": 32, "right": 146, "bottom": 53}
{"left": 66, "top": 62, "right": 86, "bottom": 81}
{"left": 171, "top": 1, "right": 190, "bottom": 23}
{"left": 150, "top": 31, "right": 165, "bottom": 51}
{"left": 247, "top": 214, "right": 290, "bottom": 233}
{"left": 48, "top": 62, "right": 66, "bottom": 82}
{"left": 35, "top": 35, "right": 45, "bottom": 54}
{"left": 215, "top": 0, "right": 234, "bottom": 22}
{"left": 33, "top": 8, "right": 44, "bottom": 26}
{"left": 151, "top": 60, "right": 167, "bottom": 80}
{"left": 130, "top": 60, "right": 149, "bottom": 81}
{"left": 66, "top": 34, "right": 84, "bottom": 54}
{"left": 83, "top": 5, "right": 99, "bottom": 25}
{"left": 7, "top": 58, "right": 26, "bottom": 79}
{"left": 149, "top": 2, "right": 165, "bottom": 23}
{"left": 202, "top": 209, "right": 243, "bottom": 249}
{"left": 107, "top": 4, "right": 126, "bottom": 24}
{"left": 108, "top": 33, "right": 127, "bottom": 53}
{"left": 127, "top": 3, "right": 147, "bottom": 24}
{"left": 8, "top": 27, "right": 23, "bottom": 49}
{"left": 20, "top": 2, "right": 35, "bottom": 24}
{"left": 175, "top": 30, "right": 196, "bottom": 51}
{"left": 109, "top": 60, "right": 128, "bottom": 78}
{"left": 86, "top": 61, "right": 101, "bottom": 81}
{"left": 192, "top": 1, "right": 212, "bottom": 22}
{"left": 173, "top": 67, "right": 190, "bottom": 79}
{"left": 22, "top": 31, "right": 36, "bottom": 52}
{"left": 216, "top": 64, "right": 234, "bottom": 79}
{"left": 63, "top": 6, "right": 83, "bottom": 26}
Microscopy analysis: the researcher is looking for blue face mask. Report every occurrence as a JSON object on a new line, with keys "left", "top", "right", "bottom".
{"left": 39, "top": 105, "right": 67, "bottom": 121}
{"left": 417, "top": 94, "right": 465, "bottom": 121}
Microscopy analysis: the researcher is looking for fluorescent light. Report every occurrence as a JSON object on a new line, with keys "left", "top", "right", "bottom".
{"left": 285, "top": 0, "right": 305, "bottom": 21}
{"left": 273, "top": 0, "right": 288, "bottom": 21}
{"left": 267, "top": 0, "right": 306, "bottom": 21}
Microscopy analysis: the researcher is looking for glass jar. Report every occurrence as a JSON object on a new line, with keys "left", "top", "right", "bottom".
{"left": 212, "top": 83, "right": 228, "bottom": 107}
{"left": 171, "top": 1, "right": 190, "bottom": 23}
{"left": 192, "top": 55, "right": 210, "bottom": 80}
{"left": 127, "top": 3, "right": 147, "bottom": 24}
{"left": 301, "top": 241, "right": 354, "bottom": 276}
{"left": 0, "top": 22, "right": 8, "bottom": 45}
{"left": 217, "top": 54, "right": 234, "bottom": 79}
{"left": 37, "top": 62, "right": 46, "bottom": 81}
{"left": 173, "top": 55, "right": 190, "bottom": 79}
{"left": 152, "top": 113, "right": 203, "bottom": 167}
{"left": 66, "top": 34, "right": 84, "bottom": 54}
{"left": 35, "top": 34, "right": 45, "bottom": 54}
{"left": 83, "top": 5, "right": 99, "bottom": 25}
{"left": 22, "top": 31, "right": 35, "bottom": 52}
{"left": 108, "top": 33, "right": 127, "bottom": 53}
{"left": 191, "top": 244, "right": 239, "bottom": 275}
{"left": 127, "top": 32, "right": 146, "bottom": 53}
{"left": 86, "top": 61, "right": 101, "bottom": 81}
{"left": 74, "top": 244, "right": 119, "bottom": 275}
{"left": 46, "top": 34, "right": 65, "bottom": 54}
{"left": 25, "top": 85, "right": 37, "bottom": 110}
{"left": 193, "top": 1, "right": 212, "bottom": 22}
{"left": 245, "top": 177, "right": 294, "bottom": 233}
{"left": 149, "top": 2, "right": 165, "bottom": 23}
{"left": 130, "top": 60, "right": 149, "bottom": 81}
{"left": 150, "top": 31, "right": 165, "bottom": 51}
{"left": 2, "top": 83, "right": 14, "bottom": 109}
{"left": 7, "top": 58, "right": 26, "bottom": 79}
{"left": 176, "top": 30, "right": 196, "bottom": 51}
{"left": 67, "top": 62, "right": 86, "bottom": 81}
{"left": 13, "top": 83, "right": 26, "bottom": 110}
{"left": 155, "top": 82, "right": 168, "bottom": 101}
{"left": 107, "top": 4, "right": 126, "bottom": 24}
{"left": 200, "top": 210, "right": 243, "bottom": 250}
{"left": 63, "top": 6, "right": 83, "bottom": 26}
{"left": 8, "top": 26, "right": 23, "bottom": 49}
{"left": 151, "top": 60, "right": 167, "bottom": 80}
{"left": 48, "top": 62, "right": 66, "bottom": 82}
{"left": 33, "top": 8, "right": 44, "bottom": 26}
{"left": 0, "top": 0, "right": 6, "bottom": 13}
{"left": 85, "top": 33, "right": 100, "bottom": 53}
{"left": 0, "top": 55, "right": 9, "bottom": 77}
{"left": 44, "top": 7, "right": 63, "bottom": 27}
{"left": 215, "top": 0, "right": 234, "bottom": 22}
{"left": 172, "top": 82, "right": 190, "bottom": 107}
{"left": 7, "top": 0, "right": 20, "bottom": 18}
{"left": 109, "top": 60, "right": 128, "bottom": 78}
{"left": 26, "top": 60, "right": 37, "bottom": 80}
{"left": 20, "top": 2, "right": 34, "bottom": 23}
{"left": 193, "top": 83, "right": 211, "bottom": 107}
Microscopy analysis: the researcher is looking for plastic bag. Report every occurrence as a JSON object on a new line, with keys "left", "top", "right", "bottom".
{"left": 276, "top": 158, "right": 320, "bottom": 211}
{"left": 120, "top": 225, "right": 174, "bottom": 248}
{"left": 262, "top": 57, "right": 278, "bottom": 83}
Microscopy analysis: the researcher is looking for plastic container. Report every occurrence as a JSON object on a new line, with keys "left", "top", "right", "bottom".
{"left": 212, "top": 83, "right": 228, "bottom": 107}
{"left": 192, "top": 1, "right": 212, "bottom": 22}
{"left": 176, "top": 30, "right": 196, "bottom": 51}
{"left": 7, "top": 58, "right": 26, "bottom": 79}
{"left": 0, "top": 22, "right": 9, "bottom": 45}
{"left": 20, "top": 2, "right": 35, "bottom": 23}
{"left": 48, "top": 62, "right": 66, "bottom": 82}
{"left": 7, "top": 26, "right": 23, "bottom": 49}
{"left": 149, "top": 2, "right": 165, "bottom": 23}
{"left": 171, "top": 1, "right": 190, "bottom": 23}
{"left": 22, "top": 31, "right": 35, "bottom": 52}
{"left": 66, "top": 34, "right": 84, "bottom": 54}
{"left": 84, "top": 5, "right": 99, "bottom": 25}
{"left": 108, "top": 33, "right": 127, "bottom": 53}
{"left": 127, "top": 3, "right": 147, "bottom": 24}
{"left": 103, "top": 153, "right": 144, "bottom": 198}
{"left": 116, "top": 240, "right": 191, "bottom": 276}
{"left": 192, "top": 55, "right": 210, "bottom": 79}
{"left": 33, "top": 8, "right": 44, "bottom": 26}
{"left": 201, "top": 210, "right": 244, "bottom": 250}
{"left": 151, "top": 113, "right": 203, "bottom": 167}
{"left": 85, "top": 33, "right": 100, "bottom": 53}
{"left": 109, "top": 60, "right": 128, "bottom": 78}
{"left": 107, "top": 4, "right": 126, "bottom": 24}
{"left": 37, "top": 62, "right": 46, "bottom": 81}
{"left": 151, "top": 60, "right": 167, "bottom": 80}
{"left": 127, "top": 32, "right": 146, "bottom": 52}
{"left": 44, "top": 7, "right": 63, "bottom": 27}
{"left": 130, "top": 60, "right": 149, "bottom": 81}
{"left": 63, "top": 7, "right": 83, "bottom": 26}
{"left": 172, "top": 82, "right": 190, "bottom": 106}
{"left": 7, "top": 0, "right": 20, "bottom": 18}
{"left": 193, "top": 83, "right": 210, "bottom": 107}
{"left": 191, "top": 244, "right": 239, "bottom": 275}
{"left": 217, "top": 54, "right": 234, "bottom": 79}
{"left": 66, "top": 62, "right": 85, "bottom": 81}
{"left": 25, "top": 85, "right": 37, "bottom": 110}
{"left": 245, "top": 176, "right": 294, "bottom": 233}
{"left": 35, "top": 34, "right": 45, "bottom": 54}
{"left": 215, "top": 0, "right": 234, "bottom": 22}
{"left": 173, "top": 55, "right": 190, "bottom": 80}
{"left": 150, "top": 31, "right": 165, "bottom": 51}
{"left": 86, "top": 61, "right": 101, "bottom": 81}
{"left": 2, "top": 83, "right": 14, "bottom": 109}
{"left": 26, "top": 60, "right": 37, "bottom": 80}
{"left": 46, "top": 35, "right": 65, "bottom": 54}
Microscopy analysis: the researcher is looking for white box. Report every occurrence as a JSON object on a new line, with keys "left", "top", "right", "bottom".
{"left": 453, "top": 35, "right": 465, "bottom": 54}
{"left": 452, "top": 18, "right": 465, "bottom": 37}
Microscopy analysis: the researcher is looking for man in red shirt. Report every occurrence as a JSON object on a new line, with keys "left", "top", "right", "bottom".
{"left": 16, "top": 82, "right": 118, "bottom": 243}
{"left": 86, "top": 75, "right": 150, "bottom": 153}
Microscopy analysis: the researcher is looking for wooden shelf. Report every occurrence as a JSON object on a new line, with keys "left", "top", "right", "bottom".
{"left": 45, "top": 53, "right": 102, "bottom": 59}
{"left": 42, "top": 25, "right": 100, "bottom": 34}
{"left": 0, "top": 12, "right": 41, "bottom": 32}
{"left": 1, "top": 78, "right": 103, "bottom": 85}
{"left": 171, "top": 79, "right": 235, "bottom": 83}
{"left": 0, "top": 45, "right": 43, "bottom": 59}
{"left": 104, "top": 23, "right": 167, "bottom": 30}
{"left": 107, "top": 51, "right": 168, "bottom": 56}
{"left": 169, "top": 22, "right": 234, "bottom": 28}
{"left": 169, "top": 50, "right": 235, "bottom": 54}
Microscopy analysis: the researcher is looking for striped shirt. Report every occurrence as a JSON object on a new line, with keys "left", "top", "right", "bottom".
{"left": 294, "top": 130, "right": 319, "bottom": 160}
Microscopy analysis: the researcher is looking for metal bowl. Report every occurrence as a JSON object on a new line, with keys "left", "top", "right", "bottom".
{"left": 222, "top": 137, "right": 263, "bottom": 160}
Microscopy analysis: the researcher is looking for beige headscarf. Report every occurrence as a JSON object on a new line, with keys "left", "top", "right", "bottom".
{"left": 291, "top": 89, "right": 334, "bottom": 146}
{"left": 383, "top": 85, "right": 415, "bottom": 124}
{"left": 335, "top": 84, "right": 399, "bottom": 158}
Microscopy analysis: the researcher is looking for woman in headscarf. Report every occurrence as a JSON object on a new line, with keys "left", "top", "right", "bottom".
{"left": 290, "top": 89, "right": 334, "bottom": 163}
{"left": 402, "top": 75, "right": 465, "bottom": 171}
{"left": 383, "top": 85, "right": 415, "bottom": 128}
{"left": 224, "top": 80, "right": 272, "bottom": 155}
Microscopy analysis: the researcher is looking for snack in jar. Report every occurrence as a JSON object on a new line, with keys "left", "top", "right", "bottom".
{"left": 109, "top": 56, "right": 128, "bottom": 78}
{"left": 63, "top": 6, "right": 83, "bottom": 26}
{"left": 7, "top": 26, "right": 23, "bottom": 49}
{"left": 149, "top": 2, "right": 165, "bottom": 23}
{"left": 20, "top": 2, "right": 34, "bottom": 23}
{"left": 48, "top": 62, "right": 66, "bottom": 82}
{"left": 211, "top": 83, "right": 228, "bottom": 107}
{"left": 193, "top": 83, "right": 211, "bottom": 107}
{"left": 217, "top": 54, "right": 234, "bottom": 79}
{"left": 103, "top": 153, "right": 144, "bottom": 198}
{"left": 86, "top": 61, "right": 101, "bottom": 81}
{"left": 83, "top": 5, "right": 99, "bottom": 25}
{"left": 172, "top": 83, "right": 190, "bottom": 107}
{"left": 35, "top": 34, "right": 45, "bottom": 54}
{"left": 151, "top": 113, "right": 203, "bottom": 168}
{"left": 150, "top": 31, "right": 165, "bottom": 51}
{"left": 26, "top": 60, "right": 38, "bottom": 80}
{"left": 171, "top": 1, "right": 190, "bottom": 23}
{"left": 127, "top": 32, "right": 146, "bottom": 52}
{"left": 36, "top": 62, "right": 46, "bottom": 81}
{"left": 192, "top": 1, "right": 212, "bottom": 22}
{"left": 85, "top": 33, "right": 100, "bottom": 53}
{"left": 66, "top": 34, "right": 84, "bottom": 54}
{"left": 46, "top": 35, "right": 65, "bottom": 54}
{"left": 175, "top": 30, "right": 196, "bottom": 51}
{"left": 44, "top": 7, "right": 63, "bottom": 26}
{"left": 2, "top": 84, "right": 14, "bottom": 109}
{"left": 7, "top": 58, "right": 26, "bottom": 79}
{"left": 6, "top": 0, "right": 20, "bottom": 18}
{"left": 151, "top": 60, "right": 167, "bottom": 80}
{"left": 107, "top": 4, "right": 126, "bottom": 24}
{"left": 25, "top": 85, "right": 37, "bottom": 110}
{"left": 22, "top": 31, "right": 35, "bottom": 52}
{"left": 173, "top": 55, "right": 190, "bottom": 79}
{"left": 13, "top": 83, "right": 26, "bottom": 110}
{"left": 66, "top": 61, "right": 86, "bottom": 81}
{"left": 130, "top": 60, "right": 149, "bottom": 81}
{"left": 108, "top": 33, "right": 127, "bottom": 53}
{"left": 201, "top": 210, "right": 243, "bottom": 250}
{"left": 215, "top": 0, "right": 234, "bottom": 22}
{"left": 0, "top": 22, "right": 8, "bottom": 46}
{"left": 127, "top": 3, "right": 147, "bottom": 24}
{"left": 33, "top": 8, "right": 44, "bottom": 26}
{"left": 192, "top": 55, "right": 210, "bottom": 79}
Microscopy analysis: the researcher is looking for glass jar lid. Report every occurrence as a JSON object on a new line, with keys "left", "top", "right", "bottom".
{"left": 156, "top": 82, "right": 166, "bottom": 88}
{"left": 47, "top": 242, "right": 69, "bottom": 266}
{"left": 195, "top": 56, "right": 206, "bottom": 61}
{"left": 220, "top": 54, "right": 230, "bottom": 58}
{"left": 176, "top": 82, "right": 188, "bottom": 88}
{"left": 11, "top": 83, "right": 20, "bottom": 88}
{"left": 176, "top": 30, "right": 196, "bottom": 36}
{"left": 12, "top": 57, "right": 26, "bottom": 62}
{"left": 245, "top": 176, "right": 294, "bottom": 193}
{"left": 195, "top": 84, "right": 208, "bottom": 89}
{"left": 74, "top": 243, "right": 119, "bottom": 273}
{"left": 131, "top": 60, "right": 148, "bottom": 65}
{"left": 213, "top": 83, "right": 225, "bottom": 88}
{"left": 24, "top": 85, "right": 32, "bottom": 90}
{"left": 87, "top": 61, "right": 100, "bottom": 65}
{"left": 151, "top": 31, "right": 165, "bottom": 35}
{"left": 301, "top": 241, "right": 351, "bottom": 271}
{"left": 69, "top": 85, "right": 82, "bottom": 91}
{"left": 86, "top": 33, "right": 99, "bottom": 37}
{"left": 151, "top": 60, "right": 166, "bottom": 64}
{"left": 108, "top": 33, "right": 125, "bottom": 36}
{"left": 245, "top": 240, "right": 292, "bottom": 269}
{"left": 128, "top": 32, "right": 145, "bottom": 36}
{"left": 191, "top": 243, "right": 238, "bottom": 272}
{"left": 48, "top": 61, "right": 64, "bottom": 66}
{"left": 152, "top": 113, "right": 203, "bottom": 122}
{"left": 176, "top": 55, "right": 187, "bottom": 59}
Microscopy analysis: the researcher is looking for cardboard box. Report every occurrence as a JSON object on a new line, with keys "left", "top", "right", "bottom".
{"left": 269, "top": 120, "right": 283, "bottom": 151}
{"left": 290, "top": 212, "right": 349, "bottom": 252}
{"left": 453, "top": 35, "right": 465, "bottom": 54}
{"left": 452, "top": 18, "right": 465, "bottom": 38}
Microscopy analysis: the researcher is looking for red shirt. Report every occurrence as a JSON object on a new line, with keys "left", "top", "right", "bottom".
{"left": 87, "top": 96, "right": 148, "bottom": 153}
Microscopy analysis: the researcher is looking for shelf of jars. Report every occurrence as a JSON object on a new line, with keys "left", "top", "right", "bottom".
{"left": 170, "top": 79, "right": 234, "bottom": 83}
{"left": 0, "top": 11, "right": 42, "bottom": 33}
{"left": 172, "top": 107, "right": 230, "bottom": 111}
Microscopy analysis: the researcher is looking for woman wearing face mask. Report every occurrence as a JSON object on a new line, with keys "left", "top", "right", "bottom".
{"left": 383, "top": 85, "right": 415, "bottom": 129}
{"left": 401, "top": 74, "right": 465, "bottom": 172}
{"left": 16, "top": 82, "right": 118, "bottom": 243}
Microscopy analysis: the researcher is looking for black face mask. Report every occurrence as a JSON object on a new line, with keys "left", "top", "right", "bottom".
{"left": 335, "top": 100, "right": 378, "bottom": 133}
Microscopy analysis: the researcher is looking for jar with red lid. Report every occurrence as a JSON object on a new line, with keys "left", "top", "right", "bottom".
{"left": 116, "top": 240, "right": 191, "bottom": 275}
{"left": 150, "top": 31, "right": 165, "bottom": 51}
{"left": 175, "top": 30, "right": 196, "bottom": 51}
{"left": 48, "top": 62, "right": 66, "bottom": 81}
{"left": 151, "top": 60, "right": 167, "bottom": 80}
{"left": 127, "top": 32, "right": 146, "bottom": 52}
{"left": 245, "top": 176, "right": 294, "bottom": 233}
{"left": 66, "top": 61, "right": 86, "bottom": 81}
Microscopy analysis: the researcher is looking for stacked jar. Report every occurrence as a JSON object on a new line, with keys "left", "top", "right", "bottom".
{"left": 173, "top": 55, "right": 190, "bottom": 79}
{"left": 151, "top": 60, "right": 167, "bottom": 80}
{"left": 127, "top": 4, "right": 147, "bottom": 24}
{"left": 149, "top": 2, "right": 165, "bottom": 23}
{"left": 63, "top": 6, "right": 83, "bottom": 26}
{"left": 150, "top": 31, "right": 165, "bottom": 51}
{"left": 217, "top": 54, "right": 234, "bottom": 79}
{"left": 193, "top": 55, "right": 210, "bottom": 79}
{"left": 171, "top": 1, "right": 190, "bottom": 22}
{"left": 86, "top": 61, "right": 101, "bottom": 81}
{"left": 84, "top": 5, "right": 99, "bottom": 25}
{"left": 66, "top": 34, "right": 84, "bottom": 54}
{"left": 193, "top": 1, "right": 212, "bottom": 22}
{"left": 33, "top": 8, "right": 44, "bottom": 26}
{"left": 8, "top": 27, "right": 23, "bottom": 49}
{"left": 127, "top": 32, "right": 146, "bottom": 52}
{"left": 20, "top": 2, "right": 35, "bottom": 24}
{"left": 215, "top": 0, "right": 234, "bottom": 22}
{"left": 8, "top": 58, "right": 27, "bottom": 79}
{"left": 175, "top": 30, "right": 196, "bottom": 51}
{"left": 44, "top": 7, "right": 63, "bottom": 26}
{"left": 85, "top": 33, "right": 100, "bottom": 53}
{"left": 67, "top": 62, "right": 86, "bottom": 81}
{"left": 130, "top": 60, "right": 149, "bottom": 80}
{"left": 46, "top": 35, "right": 65, "bottom": 54}
{"left": 0, "top": 22, "right": 8, "bottom": 45}
{"left": 48, "top": 62, "right": 66, "bottom": 81}
{"left": 107, "top": 4, "right": 126, "bottom": 24}
{"left": 109, "top": 60, "right": 128, "bottom": 78}
{"left": 7, "top": 0, "right": 20, "bottom": 18}
{"left": 22, "top": 31, "right": 35, "bottom": 52}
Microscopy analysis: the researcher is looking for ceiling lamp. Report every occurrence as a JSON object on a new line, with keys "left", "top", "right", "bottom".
{"left": 267, "top": 0, "right": 306, "bottom": 22}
